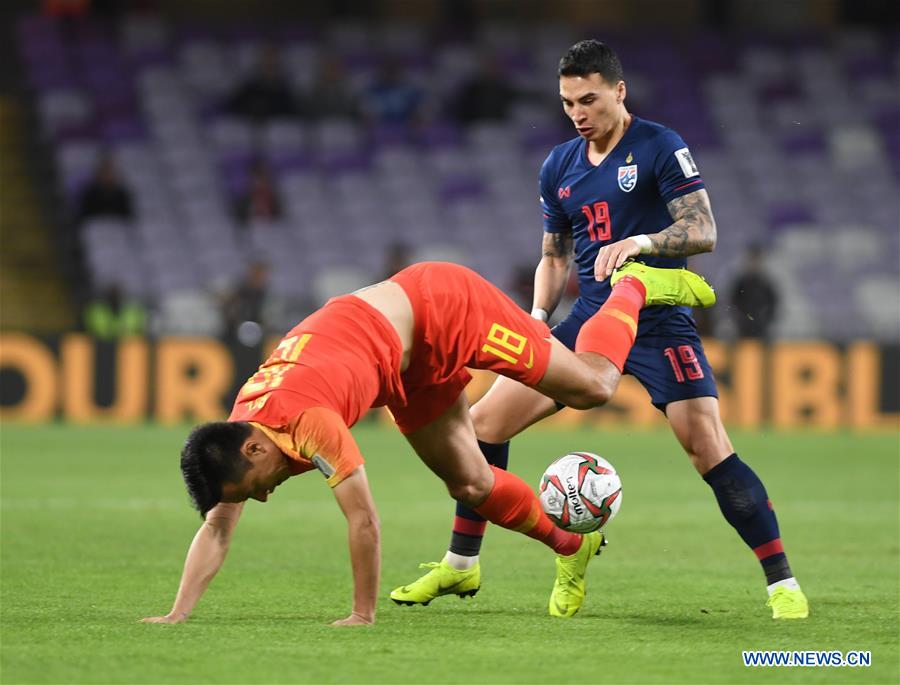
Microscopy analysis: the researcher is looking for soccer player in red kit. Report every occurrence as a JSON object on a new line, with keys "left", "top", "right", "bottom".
{"left": 142, "top": 261, "right": 713, "bottom": 626}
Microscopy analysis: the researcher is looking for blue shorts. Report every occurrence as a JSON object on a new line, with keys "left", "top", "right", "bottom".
{"left": 552, "top": 306, "right": 718, "bottom": 411}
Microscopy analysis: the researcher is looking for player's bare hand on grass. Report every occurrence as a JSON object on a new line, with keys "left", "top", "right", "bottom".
{"left": 331, "top": 612, "right": 373, "bottom": 627}
{"left": 594, "top": 237, "right": 642, "bottom": 281}
{"left": 140, "top": 613, "right": 187, "bottom": 624}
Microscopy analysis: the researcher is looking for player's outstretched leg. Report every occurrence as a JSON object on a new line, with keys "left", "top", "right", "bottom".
{"left": 446, "top": 439, "right": 510, "bottom": 564}
{"left": 613, "top": 261, "right": 716, "bottom": 308}
{"left": 566, "top": 262, "right": 716, "bottom": 384}
{"left": 401, "top": 395, "right": 606, "bottom": 617}
{"left": 394, "top": 464, "right": 606, "bottom": 617}
{"left": 473, "top": 466, "right": 606, "bottom": 618}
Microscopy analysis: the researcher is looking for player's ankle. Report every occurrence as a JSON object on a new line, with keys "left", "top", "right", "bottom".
{"left": 444, "top": 551, "right": 479, "bottom": 571}
{"left": 766, "top": 577, "right": 800, "bottom": 595}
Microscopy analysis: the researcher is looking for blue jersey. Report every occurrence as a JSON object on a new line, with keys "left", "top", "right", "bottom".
{"left": 540, "top": 116, "right": 705, "bottom": 335}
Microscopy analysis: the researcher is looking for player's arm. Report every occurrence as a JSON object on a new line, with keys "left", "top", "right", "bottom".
{"left": 141, "top": 502, "right": 244, "bottom": 624}
{"left": 593, "top": 188, "right": 717, "bottom": 279}
{"left": 650, "top": 188, "right": 717, "bottom": 257}
{"left": 532, "top": 230, "right": 574, "bottom": 321}
{"left": 291, "top": 407, "right": 379, "bottom": 626}
{"left": 330, "top": 466, "right": 380, "bottom": 626}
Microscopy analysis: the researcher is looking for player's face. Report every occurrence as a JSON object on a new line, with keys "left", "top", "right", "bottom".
{"left": 559, "top": 73, "right": 625, "bottom": 142}
{"left": 220, "top": 429, "right": 292, "bottom": 503}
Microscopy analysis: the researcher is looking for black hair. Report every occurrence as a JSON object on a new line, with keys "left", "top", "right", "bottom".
{"left": 558, "top": 39, "right": 624, "bottom": 84}
{"left": 180, "top": 421, "right": 253, "bottom": 517}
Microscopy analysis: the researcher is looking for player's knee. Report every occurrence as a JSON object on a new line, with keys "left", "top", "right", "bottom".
{"left": 685, "top": 426, "right": 732, "bottom": 475}
{"left": 566, "top": 377, "right": 614, "bottom": 409}
{"left": 445, "top": 476, "right": 491, "bottom": 508}
{"left": 593, "top": 378, "right": 615, "bottom": 405}
{"left": 469, "top": 404, "right": 490, "bottom": 437}
{"left": 691, "top": 447, "right": 727, "bottom": 475}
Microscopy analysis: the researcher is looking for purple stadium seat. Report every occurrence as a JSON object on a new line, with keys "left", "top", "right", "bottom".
{"left": 438, "top": 175, "right": 485, "bottom": 204}
{"left": 15, "top": 16, "right": 64, "bottom": 67}
{"left": 417, "top": 120, "right": 463, "bottom": 149}
{"left": 101, "top": 116, "right": 147, "bottom": 143}
{"left": 768, "top": 204, "right": 817, "bottom": 230}
{"left": 27, "top": 17, "right": 896, "bottom": 341}
{"left": 780, "top": 129, "right": 826, "bottom": 154}
{"left": 370, "top": 123, "right": 412, "bottom": 148}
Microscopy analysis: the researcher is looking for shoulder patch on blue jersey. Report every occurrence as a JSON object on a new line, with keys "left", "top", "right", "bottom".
{"left": 617, "top": 164, "right": 638, "bottom": 192}
{"left": 674, "top": 147, "right": 699, "bottom": 178}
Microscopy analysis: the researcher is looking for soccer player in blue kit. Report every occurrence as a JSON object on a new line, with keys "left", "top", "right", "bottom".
{"left": 391, "top": 40, "right": 808, "bottom": 619}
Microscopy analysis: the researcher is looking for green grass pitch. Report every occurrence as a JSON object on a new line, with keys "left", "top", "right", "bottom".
{"left": 2, "top": 422, "right": 898, "bottom": 684}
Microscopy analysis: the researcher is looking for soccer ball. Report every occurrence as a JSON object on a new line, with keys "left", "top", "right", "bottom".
{"left": 538, "top": 452, "right": 622, "bottom": 533}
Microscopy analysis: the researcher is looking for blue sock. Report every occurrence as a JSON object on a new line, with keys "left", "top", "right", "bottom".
{"left": 448, "top": 440, "right": 510, "bottom": 556}
{"left": 703, "top": 453, "right": 793, "bottom": 584}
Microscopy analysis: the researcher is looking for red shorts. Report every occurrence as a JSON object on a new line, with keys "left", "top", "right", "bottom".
{"left": 387, "top": 262, "right": 552, "bottom": 433}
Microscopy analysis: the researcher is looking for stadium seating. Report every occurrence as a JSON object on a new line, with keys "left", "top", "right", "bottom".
{"left": 14, "top": 13, "right": 899, "bottom": 339}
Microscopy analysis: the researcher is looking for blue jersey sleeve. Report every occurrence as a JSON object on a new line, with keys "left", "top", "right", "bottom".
{"left": 539, "top": 151, "right": 571, "bottom": 234}
{"left": 653, "top": 129, "right": 706, "bottom": 204}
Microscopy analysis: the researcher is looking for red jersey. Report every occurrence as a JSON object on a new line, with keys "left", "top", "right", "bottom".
{"left": 229, "top": 262, "right": 553, "bottom": 485}
{"left": 228, "top": 295, "right": 405, "bottom": 485}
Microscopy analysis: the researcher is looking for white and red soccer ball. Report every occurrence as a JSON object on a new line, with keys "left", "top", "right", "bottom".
{"left": 539, "top": 452, "right": 622, "bottom": 533}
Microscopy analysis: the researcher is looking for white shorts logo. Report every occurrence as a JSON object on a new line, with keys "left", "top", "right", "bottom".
{"left": 674, "top": 147, "right": 699, "bottom": 178}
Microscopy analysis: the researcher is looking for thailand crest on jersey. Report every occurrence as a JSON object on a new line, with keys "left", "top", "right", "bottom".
{"left": 617, "top": 164, "right": 638, "bottom": 192}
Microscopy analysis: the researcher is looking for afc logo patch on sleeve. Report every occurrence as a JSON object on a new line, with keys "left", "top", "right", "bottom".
{"left": 674, "top": 147, "right": 699, "bottom": 178}
{"left": 312, "top": 454, "right": 335, "bottom": 478}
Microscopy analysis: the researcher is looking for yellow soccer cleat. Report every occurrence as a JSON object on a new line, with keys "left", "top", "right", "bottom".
{"left": 766, "top": 586, "right": 809, "bottom": 619}
{"left": 612, "top": 261, "right": 716, "bottom": 308}
{"left": 549, "top": 531, "right": 607, "bottom": 618}
{"left": 390, "top": 561, "right": 481, "bottom": 606}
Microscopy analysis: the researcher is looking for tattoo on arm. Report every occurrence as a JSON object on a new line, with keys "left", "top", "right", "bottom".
{"left": 542, "top": 232, "right": 574, "bottom": 259}
{"left": 651, "top": 189, "right": 717, "bottom": 257}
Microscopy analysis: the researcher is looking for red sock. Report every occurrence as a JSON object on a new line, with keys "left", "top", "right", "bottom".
{"left": 474, "top": 467, "right": 582, "bottom": 556}
{"left": 574, "top": 275, "right": 646, "bottom": 372}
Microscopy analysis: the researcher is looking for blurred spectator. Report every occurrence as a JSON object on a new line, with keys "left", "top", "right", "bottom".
{"left": 76, "top": 155, "right": 134, "bottom": 225}
{"left": 83, "top": 284, "right": 146, "bottom": 340}
{"left": 729, "top": 245, "right": 779, "bottom": 340}
{"left": 223, "top": 262, "right": 270, "bottom": 344}
{"left": 301, "top": 54, "right": 361, "bottom": 121}
{"left": 688, "top": 257, "right": 716, "bottom": 337}
{"left": 224, "top": 45, "right": 298, "bottom": 124}
{"left": 382, "top": 242, "right": 412, "bottom": 279}
{"left": 234, "top": 161, "right": 282, "bottom": 224}
{"left": 361, "top": 57, "right": 423, "bottom": 126}
{"left": 453, "top": 53, "right": 521, "bottom": 124}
